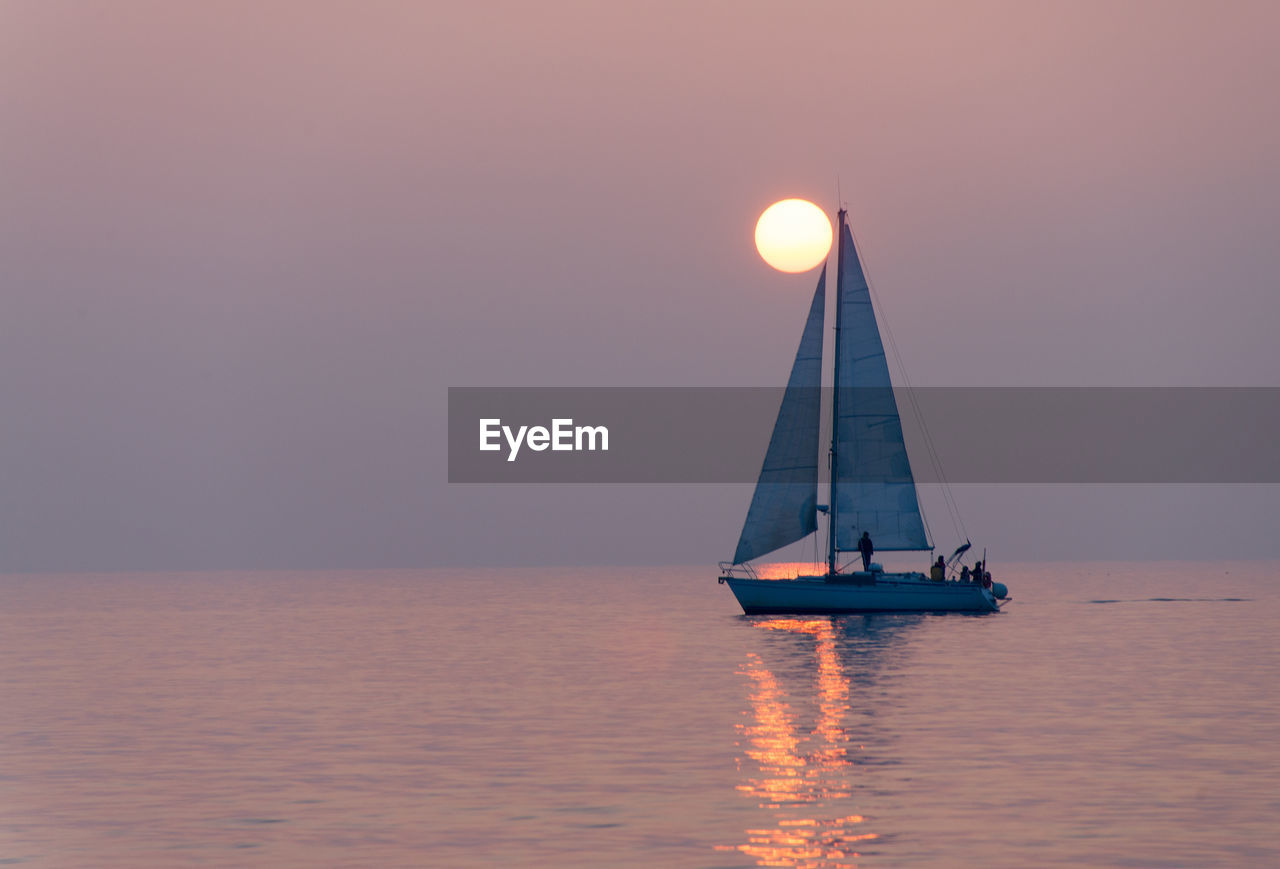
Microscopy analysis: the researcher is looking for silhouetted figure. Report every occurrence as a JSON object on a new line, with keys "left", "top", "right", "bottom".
{"left": 971, "top": 561, "right": 983, "bottom": 584}
{"left": 960, "top": 565, "right": 971, "bottom": 583}
{"left": 857, "top": 531, "right": 874, "bottom": 571}
{"left": 930, "top": 556, "right": 946, "bottom": 581}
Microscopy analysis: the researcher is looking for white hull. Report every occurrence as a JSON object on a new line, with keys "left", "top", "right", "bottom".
{"left": 722, "top": 572, "right": 1000, "bottom": 614}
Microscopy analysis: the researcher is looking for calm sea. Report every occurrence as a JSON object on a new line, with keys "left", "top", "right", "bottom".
{"left": 1, "top": 561, "right": 1276, "bottom": 867}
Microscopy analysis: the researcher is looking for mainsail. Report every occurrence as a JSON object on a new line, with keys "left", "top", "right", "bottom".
{"left": 831, "top": 222, "right": 929, "bottom": 552}
{"left": 732, "top": 269, "right": 825, "bottom": 564}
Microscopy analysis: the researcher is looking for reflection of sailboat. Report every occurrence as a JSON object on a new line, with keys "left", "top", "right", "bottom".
{"left": 724, "top": 617, "right": 895, "bottom": 867}
{"left": 720, "top": 209, "right": 1009, "bottom": 614}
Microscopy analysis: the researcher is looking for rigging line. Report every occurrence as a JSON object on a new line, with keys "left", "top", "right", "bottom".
{"left": 863, "top": 270, "right": 955, "bottom": 521}
{"left": 873, "top": 274, "right": 967, "bottom": 544}
{"left": 846, "top": 220, "right": 947, "bottom": 542}
{"left": 880, "top": 286, "right": 967, "bottom": 545}
{"left": 847, "top": 220, "right": 968, "bottom": 545}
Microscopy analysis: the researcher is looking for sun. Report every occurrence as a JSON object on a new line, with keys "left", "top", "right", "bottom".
{"left": 754, "top": 199, "right": 832, "bottom": 273}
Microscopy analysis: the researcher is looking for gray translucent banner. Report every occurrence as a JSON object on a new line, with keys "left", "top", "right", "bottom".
{"left": 448, "top": 387, "right": 1280, "bottom": 483}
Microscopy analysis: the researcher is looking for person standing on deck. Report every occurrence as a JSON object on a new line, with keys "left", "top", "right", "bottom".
{"left": 857, "top": 531, "right": 874, "bottom": 571}
{"left": 930, "top": 556, "right": 946, "bottom": 581}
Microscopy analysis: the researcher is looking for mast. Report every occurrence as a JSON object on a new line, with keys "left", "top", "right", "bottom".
{"left": 827, "top": 207, "right": 847, "bottom": 575}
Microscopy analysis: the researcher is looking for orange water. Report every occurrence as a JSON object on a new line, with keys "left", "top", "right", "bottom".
{"left": 1, "top": 563, "right": 1276, "bottom": 867}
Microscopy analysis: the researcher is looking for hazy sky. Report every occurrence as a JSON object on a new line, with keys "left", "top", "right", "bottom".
{"left": 2, "top": 1, "right": 1278, "bottom": 571}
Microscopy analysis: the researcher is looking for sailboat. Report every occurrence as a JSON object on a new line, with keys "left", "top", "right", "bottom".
{"left": 719, "top": 208, "right": 1010, "bottom": 614}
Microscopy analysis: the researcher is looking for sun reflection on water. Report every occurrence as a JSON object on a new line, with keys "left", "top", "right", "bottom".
{"left": 723, "top": 618, "right": 878, "bottom": 868}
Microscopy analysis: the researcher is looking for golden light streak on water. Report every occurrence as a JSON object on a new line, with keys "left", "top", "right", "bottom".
{"left": 730, "top": 618, "right": 876, "bottom": 868}
{"left": 750, "top": 562, "right": 829, "bottom": 580}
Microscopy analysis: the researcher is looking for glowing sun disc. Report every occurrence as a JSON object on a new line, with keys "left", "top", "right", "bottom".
{"left": 754, "top": 199, "right": 833, "bottom": 273}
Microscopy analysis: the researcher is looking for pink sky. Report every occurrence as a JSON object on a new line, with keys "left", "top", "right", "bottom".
{"left": 2, "top": 2, "right": 1278, "bottom": 569}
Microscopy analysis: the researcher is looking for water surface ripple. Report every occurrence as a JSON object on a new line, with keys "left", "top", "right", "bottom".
{"left": 0, "top": 562, "right": 1276, "bottom": 866}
